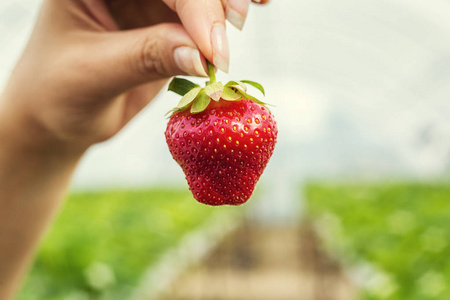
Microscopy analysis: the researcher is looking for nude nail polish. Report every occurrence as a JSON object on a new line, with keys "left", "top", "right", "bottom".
{"left": 226, "top": 0, "right": 250, "bottom": 30}
{"left": 211, "top": 24, "right": 230, "bottom": 73}
{"left": 174, "top": 47, "right": 208, "bottom": 77}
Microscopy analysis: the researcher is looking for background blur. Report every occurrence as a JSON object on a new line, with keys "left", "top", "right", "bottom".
{"left": 1, "top": 0, "right": 450, "bottom": 300}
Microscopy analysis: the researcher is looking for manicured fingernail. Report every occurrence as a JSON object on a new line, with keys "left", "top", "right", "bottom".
{"left": 174, "top": 47, "right": 208, "bottom": 77}
{"left": 211, "top": 24, "right": 229, "bottom": 73}
{"left": 253, "top": 0, "right": 262, "bottom": 3}
{"left": 226, "top": 0, "right": 250, "bottom": 30}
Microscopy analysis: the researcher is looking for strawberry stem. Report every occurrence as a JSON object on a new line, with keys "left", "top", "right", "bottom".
{"left": 207, "top": 61, "right": 216, "bottom": 84}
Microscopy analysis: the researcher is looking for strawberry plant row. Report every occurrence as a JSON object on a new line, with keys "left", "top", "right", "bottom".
{"left": 305, "top": 182, "right": 450, "bottom": 300}
{"left": 18, "top": 189, "right": 240, "bottom": 300}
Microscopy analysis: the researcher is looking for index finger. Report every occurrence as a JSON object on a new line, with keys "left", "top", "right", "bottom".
{"left": 163, "top": 0, "right": 229, "bottom": 73}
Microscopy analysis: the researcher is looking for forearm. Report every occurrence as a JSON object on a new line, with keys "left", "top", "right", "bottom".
{"left": 0, "top": 98, "right": 84, "bottom": 300}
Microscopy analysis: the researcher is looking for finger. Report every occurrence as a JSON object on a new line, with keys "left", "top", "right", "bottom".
{"left": 82, "top": 23, "right": 208, "bottom": 96}
{"left": 106, "top": 0, "right": 181, "bottom": 29}
{"left": 252, "top": 0, "right": 270, "bottom": 4}
{"left": 163, "top": 0, "right": 230, "bottom": 73}
{"left": 223, "top": 0, "right": 250, "bottom": 30}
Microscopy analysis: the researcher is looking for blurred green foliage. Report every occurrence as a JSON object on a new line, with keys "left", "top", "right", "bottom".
{"left": 305, "top": 182, "right": 450, "bottom": 300}
{"left": 18, "top": 189, "right": 226, "bottom": 300}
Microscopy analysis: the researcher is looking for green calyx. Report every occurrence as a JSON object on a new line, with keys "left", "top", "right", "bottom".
{"left": 167, "top": 61, "right": 266, "bottom": 115}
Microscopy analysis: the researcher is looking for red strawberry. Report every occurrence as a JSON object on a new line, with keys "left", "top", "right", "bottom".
{"left": 165, "top": 63, "right": 277, "bottom": 206}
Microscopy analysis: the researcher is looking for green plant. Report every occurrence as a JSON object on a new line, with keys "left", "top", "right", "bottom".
{"left": 306, "top": 182, "right": 450, "bottom": 300}
{"left": 18, "top": 188, "right": 235, "bottom": 300}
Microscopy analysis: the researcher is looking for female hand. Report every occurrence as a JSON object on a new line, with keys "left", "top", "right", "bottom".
{"left": 1, "top": 0, "right": 268, "bottom": 153}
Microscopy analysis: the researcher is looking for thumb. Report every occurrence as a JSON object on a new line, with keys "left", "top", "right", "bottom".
{"left": 86, "top": 23, "right": 208, "bottom": 95}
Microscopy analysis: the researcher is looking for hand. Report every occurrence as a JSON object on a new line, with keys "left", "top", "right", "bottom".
{"left": 0, "top": 0, "right": 268, "bottom": 155}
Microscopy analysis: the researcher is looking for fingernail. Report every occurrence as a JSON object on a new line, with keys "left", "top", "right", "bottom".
{"left": 226, "top": 0, "right": 250, "bottom": 30}
{"left": 211, "top": 24, "right": 229, "bottom": 73}
{"left": 174, "top": 47, "right": 208, "bottom": 77}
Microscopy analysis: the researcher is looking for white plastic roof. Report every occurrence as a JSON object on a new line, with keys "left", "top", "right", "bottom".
{"left": 0, "top": 0, "right": 448, "bottom": 190}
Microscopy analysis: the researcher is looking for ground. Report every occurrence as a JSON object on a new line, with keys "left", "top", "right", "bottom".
{"left": 159, "top": 221, "right": 357, "bottom": 300}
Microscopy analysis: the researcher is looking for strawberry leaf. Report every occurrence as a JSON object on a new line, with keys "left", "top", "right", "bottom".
{"left": 204, "top": 82, "right": 224, "bottom": 101}
{"left": 165, "top": 109, "right": 176, "bottom": 117}
{"left": 225, "top": 80, "right": 247, "bottom": 92}
{"left": 175, "top": 87, "right": 202, "bottom": 110}
{"left": 191, "top": 90, "right": 211, "bottom": 114}
{"left": 168, "top": 77, "right": 200, "bottom": 96}
{"left": 234, "top": 88, "right": 267, "bottom": 106}
{"left": 240, "top": 80, "right": 265, "bottom": 96}
{"left": 221, "top": 86, "right": 242, "bottom": 101}
{"left": 245, "top": 93, "right": 267, "bottom": 106}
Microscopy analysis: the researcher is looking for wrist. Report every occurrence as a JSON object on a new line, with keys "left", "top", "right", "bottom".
{"left": 0, "top": 94, "right": 87, "bottom": 162}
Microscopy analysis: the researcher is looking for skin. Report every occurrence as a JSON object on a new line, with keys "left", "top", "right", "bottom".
{"left": 0, "top": 0, "right": 268, "bottom": 299}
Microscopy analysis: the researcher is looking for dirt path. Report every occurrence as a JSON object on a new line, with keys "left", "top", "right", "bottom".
{"left": 158, "top": 222, "right": 357, "bottom": 300}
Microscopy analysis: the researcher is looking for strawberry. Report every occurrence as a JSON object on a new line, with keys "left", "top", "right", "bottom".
{"left": 165, "top": 62, "right": 277, "bottom": 206}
